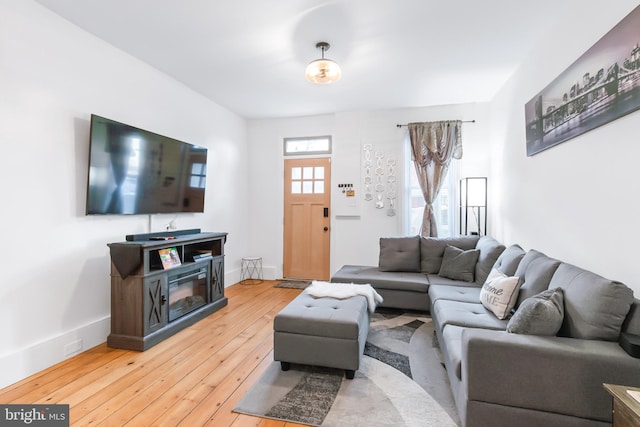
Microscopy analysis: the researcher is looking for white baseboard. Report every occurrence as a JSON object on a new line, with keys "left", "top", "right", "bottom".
{"left": 0, "top": 316, "right": 110, "bottom": 389}
{"left": 262, "top": 265, "right": 278, "bottom": 280}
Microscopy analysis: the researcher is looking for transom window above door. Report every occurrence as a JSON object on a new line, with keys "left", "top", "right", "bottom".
{"left": 290, "top": 166, "right": 325, "bottom": 194}
{"left": 283, "top": 136, "right": 332, "bottom": 156}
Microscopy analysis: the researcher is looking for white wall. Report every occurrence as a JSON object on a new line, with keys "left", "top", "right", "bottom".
{"left": 12, "top": 0, "right": 636, "bottom": 392}
{"left": 489, "top": 2, "right": 640, "bottom": 295}
{"left": 0, "top": 0, "right": 249, "bottom": 388}
{"left": 247, "top": 103, "right": 491, "bottom": 279}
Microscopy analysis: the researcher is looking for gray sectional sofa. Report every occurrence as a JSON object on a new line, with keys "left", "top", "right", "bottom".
{"left": 331, "top": 235, "right": 640, "bottom": 427}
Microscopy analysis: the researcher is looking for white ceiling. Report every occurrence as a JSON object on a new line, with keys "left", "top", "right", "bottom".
{"left": 35, "top": 0, "right": 583, "bottom": 119}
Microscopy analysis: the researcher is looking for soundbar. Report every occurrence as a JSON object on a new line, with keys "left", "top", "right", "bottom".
{"left": 125, "top": 228, "right": 202, "bottom": 242}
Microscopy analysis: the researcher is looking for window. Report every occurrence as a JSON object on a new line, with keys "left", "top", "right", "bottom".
{"left": 405, "top": 139, "right": 459, "bottom": 237}
{"left": 290, "top": 166, "right": 325, "bottom": 194}
{"left": 284, "top": 136, "right": 332, "bottom": 156}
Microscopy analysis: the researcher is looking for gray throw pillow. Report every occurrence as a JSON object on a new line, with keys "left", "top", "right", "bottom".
{"left": 420, "top": 236, "right": 479, "bottom": 273}
{"left": 507, "top": 288, "right": 564, "bottom": 336}
{"left": 438, "top": 245, "right": 480, "bottom": 282}
{"left": 378, "top": 236, "right": 420, "bottom": 272}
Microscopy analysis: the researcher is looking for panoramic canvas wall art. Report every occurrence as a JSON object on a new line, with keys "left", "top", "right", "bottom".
{"left": 525, "top": 5, "right": 640, "bottom": 156}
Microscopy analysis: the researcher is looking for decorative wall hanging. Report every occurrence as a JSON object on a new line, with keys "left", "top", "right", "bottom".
{"left": 363, "top": 144, "right": 373, "bottom": 201}
{"left": 361, "top": 143, "right": 396, "bottom": 216}
{"left": 386, "top": 159, "right": 396, "bottom": 216}
{"left": 524, "top": 5, "right": 640, "bottom": 156}
{"left": 374, "top": 151, "right": 385, "bottom": 209}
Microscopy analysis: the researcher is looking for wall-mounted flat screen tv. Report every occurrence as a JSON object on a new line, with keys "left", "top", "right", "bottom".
{"left": 86, "top": 114, "right": 207, "bottom": 215}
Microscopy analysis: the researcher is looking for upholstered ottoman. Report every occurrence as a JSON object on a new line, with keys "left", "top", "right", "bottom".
{"left": 273, "top": 290, "right": 370, "bottom": 379}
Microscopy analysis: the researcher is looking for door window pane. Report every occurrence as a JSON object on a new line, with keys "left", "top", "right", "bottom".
{"left": 303, "top": 181, "right": 313, "bottom": 194}
{"left": 303, "top": 167, "right": 313, "bottom": 180}
{"left": 289, "top": 164, "right": 327, "bottom": 195}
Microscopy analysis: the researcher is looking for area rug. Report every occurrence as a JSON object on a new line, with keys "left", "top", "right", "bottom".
{"left": 233, "top": 309, "right": 460, "bottom": 426}
{"left": 274, "top": 280, "right": 311, "bottom": 289}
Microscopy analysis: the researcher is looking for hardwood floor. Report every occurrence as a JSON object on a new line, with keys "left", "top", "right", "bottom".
{"left": 0, "top": 281, "right": 308, "bottom": 426}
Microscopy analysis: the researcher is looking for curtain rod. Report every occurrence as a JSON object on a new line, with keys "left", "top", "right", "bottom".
{"left": 396, "top": 120, "right": 475, "bottom": 128}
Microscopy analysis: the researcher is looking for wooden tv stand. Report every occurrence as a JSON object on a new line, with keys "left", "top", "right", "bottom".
{"left": 107, "top": 230, "right": 228, "bottom": 351}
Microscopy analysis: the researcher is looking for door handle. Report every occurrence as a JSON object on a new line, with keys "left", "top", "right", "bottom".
{"left": 323, "top": 227, "right": 329, "bottom": 231}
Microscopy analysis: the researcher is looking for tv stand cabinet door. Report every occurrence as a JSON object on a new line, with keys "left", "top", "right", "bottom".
{"left": 211, "top": 256, "right": 225, "bottom": 302}
{"left": 144, "top": 275, "right": 168, "bottom": 335}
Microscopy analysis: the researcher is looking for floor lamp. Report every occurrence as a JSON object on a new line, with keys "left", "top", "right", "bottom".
{"left": 459, "top": 177, "right": 487, "bottom": 236}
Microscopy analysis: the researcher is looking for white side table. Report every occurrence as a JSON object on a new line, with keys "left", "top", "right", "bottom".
{"left": 240, "top": 256, "right": 263, "bottom": 284}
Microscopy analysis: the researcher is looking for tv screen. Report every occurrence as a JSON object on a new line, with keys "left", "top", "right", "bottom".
{"left": 86, "top": 114, "right": 207, "bottom": 215}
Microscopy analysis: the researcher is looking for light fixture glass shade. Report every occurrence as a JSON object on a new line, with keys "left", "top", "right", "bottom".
{"left": 305, "top": 58, "right": 341, "bottom": 84}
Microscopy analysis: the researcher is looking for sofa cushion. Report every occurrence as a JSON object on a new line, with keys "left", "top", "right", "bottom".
{"left": 507, "top": 288, "right": 564, "bottom": 336}
{"left": 432, "top": 299, "right": 509, "bottom": 331}
{"left": 479, "top": 268, "right": 520, "bottom": 320}
{"left": 513, "top": 248, "right": 545, "bottom": 276}
{"left": 441, "top": 325, "right": 465, "bottom": 380}
{"left": 427, "top": 274, "right": 480, "bottom": 288}
{"left": 273, "top": 291, "right": 368, "bottom": 339}
{"left": 492, "top": 244, "right": 525, "bottom": 276}
{"left": 438, "top": 245, "right": 480, "bottom": 282}
{"left": 514, "top": 250, "right": 561, "bottom": 307}
{"left": 420, "top": 235, "right": 479, "bottom": 273}
{"left": 331, "top": 265, "right": 429, "bottom": 293}
{"left": 378, "top": 236, "right": 420, "bottom": 272}
{"left": 550, "top": 263, "right": 634, "bottom": 341}
{"left": 429, "top": 284, "right": 482, "bottom": 304}
{"left": 474, "top": 236, "right": 506, "bottom": 285}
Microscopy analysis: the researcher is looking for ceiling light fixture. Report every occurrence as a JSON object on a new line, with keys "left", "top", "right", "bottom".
{"left": 305, "top": 42, "right": 341, "bottom": 84}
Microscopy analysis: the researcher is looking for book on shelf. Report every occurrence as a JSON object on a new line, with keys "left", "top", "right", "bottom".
{"left": 158, "top": 247, "right": 181, "bottom": 269}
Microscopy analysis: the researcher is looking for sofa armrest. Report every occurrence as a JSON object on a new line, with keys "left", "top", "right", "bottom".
{"left": 461, "top": 328, "right": 640, "bottom": 422}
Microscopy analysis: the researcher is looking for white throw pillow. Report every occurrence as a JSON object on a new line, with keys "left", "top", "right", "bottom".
{"left": 480, "top": 268, "right": 521, "bottom": 319}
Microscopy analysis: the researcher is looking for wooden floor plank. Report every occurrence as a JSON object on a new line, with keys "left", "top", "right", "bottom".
{"left": 128, "top": 313, "right": 277, "bottom": 426}
{"left": 0, "top": 345, "right": 130, "bottom": 404}
{"left": 170, "top": 333, "right": 275, "bottom": 426}
{"left": 205, "top": 349, "right": 276, "bottom": 427}
{"left": 0, "top": 281, "right": 303, "bottom": 427}
{"left": 78, "top": 290, "right": 288, "bottom": 426}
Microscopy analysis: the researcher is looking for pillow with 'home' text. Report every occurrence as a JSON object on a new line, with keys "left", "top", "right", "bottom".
{"left": 480, "top": 268, "right": 521, "bottom": 320}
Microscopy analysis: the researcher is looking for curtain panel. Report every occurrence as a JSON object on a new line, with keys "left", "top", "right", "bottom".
{"left": 408, "top": 121, "right": 462, "bottom": 237}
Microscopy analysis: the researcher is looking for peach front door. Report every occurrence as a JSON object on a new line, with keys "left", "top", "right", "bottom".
{"left": 283, "top": 158, "right": 331, "bottom": 280}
